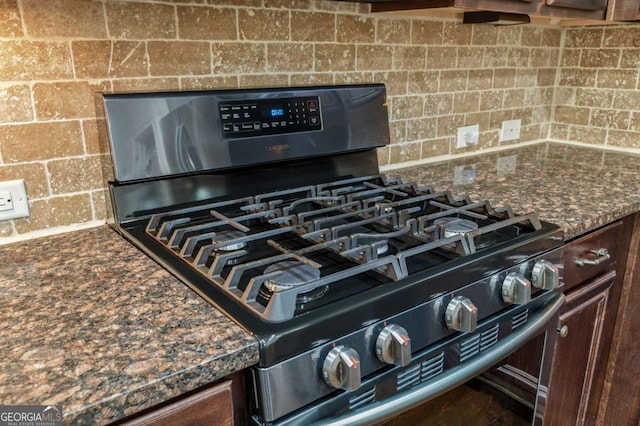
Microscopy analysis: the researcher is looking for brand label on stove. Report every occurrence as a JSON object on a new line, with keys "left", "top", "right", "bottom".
{"left": 267, "top": 144, "right": 290, "bottom": 152}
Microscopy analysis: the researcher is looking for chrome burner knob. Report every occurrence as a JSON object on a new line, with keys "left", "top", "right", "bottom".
{"left": 445, "top": 296, "right": 478, "bottom": 333}
{"left": 531, "top": 260, "right": 559, "bottom": 291}
{"left": 322, "top": 345, "right": 361, "bottom": 391}
{"left": 376, "top": 324, "right": 412, "bottom": 366}
{"left": 502, "top": 272, "right": 531, "bottom": 305}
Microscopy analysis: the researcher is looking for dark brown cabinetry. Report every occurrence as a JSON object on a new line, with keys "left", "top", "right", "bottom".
{"left": 117, "top": 372, "right": 247, "bottom": 426}
{"left": 545, "top": 217, "right": 634, "bottom": 425}
{"left": 606, "top": 0, "right": 640, "bottom": 20}
{"left": 596, "top": 212, "right": 640, "bottom": 425}
{"left": 367, "top": 0, "right": 608, "bottom": 21}
{"left": 545, "top": 271, "right": 614, "bottom": 425}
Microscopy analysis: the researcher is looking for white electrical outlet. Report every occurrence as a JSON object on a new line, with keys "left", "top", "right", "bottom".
{"left": 500, "top": 119, "right": 521, "bottom": 142}
{"left": 456, "top": 124, "right": 479, "bottom": 149}
{"left": 0, "top": 180, "right": 30, "bottom": 221}
{"left": 497, "top": 155, "right": 517, "bottom": 176}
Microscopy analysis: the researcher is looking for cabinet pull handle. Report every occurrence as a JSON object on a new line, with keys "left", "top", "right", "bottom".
{"left": 558, "top": 325, "right": 569, "bottom": 338}
{"left": 575, "top": 248, "right": 610, "bottom": 267}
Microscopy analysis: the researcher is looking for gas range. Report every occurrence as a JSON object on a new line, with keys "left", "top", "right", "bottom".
{"left": 102, "top": 84, "right": 564, "bottom": 425}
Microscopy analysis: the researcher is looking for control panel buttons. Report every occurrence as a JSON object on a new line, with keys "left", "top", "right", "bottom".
{"left": 376, "top": 324, "right": 412, "bottom": 366}
{"left": 502, "top": 272, "right": 532, "bottom": 305}
{"left": 445, "top": 296, "right": 478, "bottom": 333}
{"left": 322, "top": 345, "right": 361, "bottom": 391}
{"left": 531, "top": 260, "right": 559, "bottom": 290}
{"left": 220, "top": 96, "right": 321, "bottom": 138}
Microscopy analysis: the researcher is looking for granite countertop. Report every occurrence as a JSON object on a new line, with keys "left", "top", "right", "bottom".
{"left": 0, "top": 226, "right": 259, "bottom": 425}
{"left": 386, "top": 142, "right": 640, "bottom": 240}
{"left": 3, "top": 142, "right": 640, "bottom": 425}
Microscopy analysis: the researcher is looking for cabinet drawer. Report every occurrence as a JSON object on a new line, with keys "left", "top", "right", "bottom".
{"left": 121, "top": 380, "right": 233, "bottom": 426}
{"left": 563, "top": 221, "right": 622, "bottom": 291}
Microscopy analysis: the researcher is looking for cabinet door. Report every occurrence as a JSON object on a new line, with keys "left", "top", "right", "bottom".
{"left": 544, "top": 271, "right": 615, "bottom": 426}
{"left": 606, "top": 0, "right": 640, "bottom": 20}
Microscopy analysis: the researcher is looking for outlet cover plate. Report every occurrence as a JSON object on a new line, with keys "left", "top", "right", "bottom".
{"left": 500, "top": 119, "right": 521, "bottom": 142}
{"left": 456, "top": 124, "right": 480, "bottom": 149}
{"left": 0, "top": 179, "right": 29, "bottom": 221}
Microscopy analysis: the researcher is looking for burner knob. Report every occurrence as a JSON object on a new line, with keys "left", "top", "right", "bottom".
{"left": 445, "top": 296, "right": 478, "bottom": 333}
{"left": 531, "top": 260, "right": 560, "bottom": 290}
{"left": 322, "top": 345, "right": 361, "bottom": 391}
{"left": 502, "top": 272, "right": 532, "bottom": 305}
{"left": 376, "top": 324, "right": 412, "bottom": 366}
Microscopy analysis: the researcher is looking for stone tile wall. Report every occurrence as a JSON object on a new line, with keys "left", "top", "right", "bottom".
{"left": 551, "top": 25, "right": 640, "bottom": 148}
{"left": 1, "top": 0, "right": 562, "bottom": 238}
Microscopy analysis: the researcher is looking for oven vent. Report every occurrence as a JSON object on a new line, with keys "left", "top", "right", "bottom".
{"left": 349, "top": 386, "right": 375, "bottom": 410}
{"left": 512, "top": 309, "right": 529, "bottom": 330}
{"left": 460, "top": 334, "right": 480, "bottom": 362}
{"left": 480, "top": 323, "right": 500, "bottom": 351}
{"left": 420, "top": 352, "right": 445, "bottom": 382}
{"left": 397, "top": 364, "right": 421, "bottom": 392}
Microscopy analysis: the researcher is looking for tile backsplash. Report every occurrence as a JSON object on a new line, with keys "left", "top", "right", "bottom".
{"left": 552, "top": 26, "right": 640, "bottom": 149}
{"left": 0, "top": 0, "right": 634, "bottom": 240}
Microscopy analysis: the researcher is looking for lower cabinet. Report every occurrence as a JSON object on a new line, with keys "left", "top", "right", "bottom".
{"left": 545, "top": 214, "right": 635, "bottom": 425}
{"left": 118, "top": 372, "right": 247, "bottom": 426}
{"left": 121, "top": 381, "right": 233, "bottom": 426}
{"left": 596, "top": 212, "right": 640, "bottom": 424}
{"left": 544, "top": 271, "right": 615, "bottom": 425}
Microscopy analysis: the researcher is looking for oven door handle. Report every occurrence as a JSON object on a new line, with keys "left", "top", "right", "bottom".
{"left": 308, "top": 292, "right": 565, "bottom": 426}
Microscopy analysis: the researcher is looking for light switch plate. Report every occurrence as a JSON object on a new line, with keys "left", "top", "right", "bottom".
{"left": 500, "top": 119, "right": 521, "bottom": 142}
{"left": 0, "top": 179, "right": 29, "bottom": 221}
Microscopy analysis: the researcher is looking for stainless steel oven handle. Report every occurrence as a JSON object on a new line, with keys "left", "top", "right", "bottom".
{"left": 308, "top": 292, "right": 565, "bottom": 426}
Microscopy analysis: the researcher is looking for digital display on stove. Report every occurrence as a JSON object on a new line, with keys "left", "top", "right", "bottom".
{"left": 219, "top": 96, "right": 321, "bottom": 138}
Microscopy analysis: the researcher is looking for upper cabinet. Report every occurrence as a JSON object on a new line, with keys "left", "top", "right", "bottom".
{"left": 607, "top": 0, "right": 640, "bottom": 19}
{"left": 351, "top": 0, "right": 638, "bottom": 24}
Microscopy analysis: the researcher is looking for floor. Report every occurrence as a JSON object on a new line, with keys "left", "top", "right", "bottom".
{"left": 382, "top": 379, "right": 533, "bottom": 426}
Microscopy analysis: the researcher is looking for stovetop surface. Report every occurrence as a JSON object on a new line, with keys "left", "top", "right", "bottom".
{"left": 118, "top": 174, "right": 563, "bottom": 366}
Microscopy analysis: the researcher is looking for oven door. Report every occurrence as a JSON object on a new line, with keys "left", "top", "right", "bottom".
{"left": 284, "top": 292, "right": 564, "bottom": 426}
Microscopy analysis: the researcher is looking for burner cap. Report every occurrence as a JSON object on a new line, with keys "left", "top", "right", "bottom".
{"left": 213, "top": 229, "right": 246, "bottom": 251}
{"left": 434, "top": 218, "right": 478, "bottom": 238}
{"left": 264, "top": 260, "right": 321, "bottom": 292}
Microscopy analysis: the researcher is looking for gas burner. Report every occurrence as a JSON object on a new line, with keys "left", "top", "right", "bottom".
{"left": 213, "top": 229, "right": 247, "bottom": 252}
{"left": 376, "top": 241, "right": 390, "bottom": 255}
{"left": 263, "top": 260, "right": 321, "bottom": 292}
{"left": 434, "top": 218, "right": 479, "bottom": 238}
{"left": 257, "top": 260, "right": 327, "bottom": 308}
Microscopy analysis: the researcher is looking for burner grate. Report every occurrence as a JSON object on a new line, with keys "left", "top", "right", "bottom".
{"left": 141, "top": 174, "right": 543, "bottom": 322}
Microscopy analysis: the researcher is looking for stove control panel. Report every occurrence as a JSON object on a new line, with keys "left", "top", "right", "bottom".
{"left": 219, "top": 96, "right": 322, "bottom": 138}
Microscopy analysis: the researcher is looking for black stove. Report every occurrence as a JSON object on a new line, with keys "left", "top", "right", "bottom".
{"left": 102, "top": 84, "right": 564, "bottom": 425}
